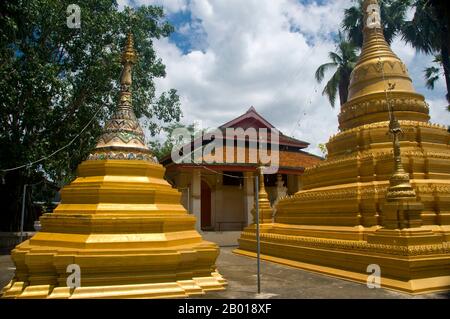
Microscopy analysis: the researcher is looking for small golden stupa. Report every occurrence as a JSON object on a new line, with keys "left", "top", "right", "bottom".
{"left": 1, "top": 34, "right": 226, "bottom": 299}
{"left": 252, "top": 168, "right": 274, "bottom": 225}
{"left": 235, "top": 0, "right": 450, "bottom": 294}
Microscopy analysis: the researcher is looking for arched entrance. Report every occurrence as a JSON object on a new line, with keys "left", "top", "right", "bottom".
{"left": 201, "top": 180, "right": 212, "bottom": 230}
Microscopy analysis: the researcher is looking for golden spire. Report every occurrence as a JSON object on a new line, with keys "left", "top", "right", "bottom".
{"left": 120, "top": 33, "right": 137, "bottom": 90}
{"left": 347, "top": 0, "right": 415, "bottom": 101}
{"left": 251, "top": 166, "right": 273, "bottom": 224}
{"left": 385, "top": 102, "right": 416, "bottom": 202}
{"left": 89, "top": 33, "right": 154, "bottom": 162}
{"left": 339, "top": 0, "right": 430, "bottom": 130}
{"left": 258, "top": 166, "right": 269, "bottom": 200}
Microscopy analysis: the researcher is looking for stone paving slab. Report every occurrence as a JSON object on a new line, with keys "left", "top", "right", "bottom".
{"left": 1, "top": 248, "right": 449, "bottom": 299}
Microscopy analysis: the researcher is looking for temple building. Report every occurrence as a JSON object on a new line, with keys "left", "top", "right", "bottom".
{"left": 1, "top": 34, "right": 227, "bottom": 299}
{"left": 235, "top": 0, "right": 450, "bottom": 294}
{"left": 160, "top": 107, "right": 322, "bottom": 241}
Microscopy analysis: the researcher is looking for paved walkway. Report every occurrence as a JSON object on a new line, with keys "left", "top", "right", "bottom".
{"left": 1, "top": 248, "right": 448, "bottom": 299}
{"left": 200, "top": 248, "right": 449, "bottom": 299}
{"left": 0, "top": 255, "right": 15, "bottom": 292}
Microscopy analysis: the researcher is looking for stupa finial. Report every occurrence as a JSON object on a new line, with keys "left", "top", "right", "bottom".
{"left": 120, "top": 33, "right": 137, "bottom": 91}
{"left": 363, "top": 0, "right": 382, "bottom": 32}
{"left": 256, "top": 161, "right": 269, "bottom": 200}
{"left": 251, "top": 164, "right": 273, "bottom": 224}
{"left": 258, "top": 166, "right": 268, "bottom": 197}
{"left": 88, "top": 33, "right": 155, "bottom": 162}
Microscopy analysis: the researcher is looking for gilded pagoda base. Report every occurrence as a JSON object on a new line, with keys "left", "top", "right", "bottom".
{"left": 2, "top": 242, "right": 227, "bottom": 299}
{"left": 2, "top": 270, "right": 226, "bottom": 299}
{"left": 1, "top": 160, "right": 227, "bottom": 299}
{"left": 235, "top": 223, "right": 450, "bottom": 294}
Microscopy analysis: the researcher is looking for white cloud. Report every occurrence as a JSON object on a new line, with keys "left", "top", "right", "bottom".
{"left": 285, "top": 0, "right": 351, "bottom": 37}
{"left": 116, "top": 0, "right": 127, "bottom": 11}
{"left": 391, "top": 35, "right": 415, "bottom": 65}
{"left": 152, "top": 0, "right": 357, "bottom": 155}
{"left": 428, "top": 98, "right": 450, "bottom": 127}
{"left": 121, "top": 0, "right": 450, "bottom": 156}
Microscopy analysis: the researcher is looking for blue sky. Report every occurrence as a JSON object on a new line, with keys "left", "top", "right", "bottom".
{"left": 167, "top": 10, "right": 204, "bottom": 53}
{"left": 119, "top": 0, "right": 449, "bottom": 155}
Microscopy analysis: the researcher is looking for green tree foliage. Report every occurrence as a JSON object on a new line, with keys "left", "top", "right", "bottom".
{"left": 424, "top": 55, "right": 443, "bottom": 90}
{"left": 318, "top": 143, "right": 328, "bottom": 158}
{"left": 402, "top": 0, "right": 450, "bottom": 104}
{"left": 315, "top": 33, "right": 359, "bottom": 107}
{"left": 149, "top": 123, "right": 197, "bottom": 161}
{"left": 0, "top": 0, "right": 181, "bottom": 231}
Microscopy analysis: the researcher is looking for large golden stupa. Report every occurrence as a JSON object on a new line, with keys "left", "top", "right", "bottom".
{"left": 1, "top": 34, "right": 226, "bottom": 299}
{"left": 235, "top": 0, "right": 450, "bottom": 294}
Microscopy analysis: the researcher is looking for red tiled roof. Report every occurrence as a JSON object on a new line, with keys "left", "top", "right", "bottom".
{"left": 219, "top": 106, "right": 309, "bottom": 148}
{"left": 160, "top": 106, "right": 317, "bottom": 167}
{"left": 164, "top": 145, "right": 322, "bottom": 173}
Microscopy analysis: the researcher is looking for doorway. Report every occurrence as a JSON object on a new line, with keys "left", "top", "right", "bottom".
{"left": 201, "top": 180, "right": 212, "bottom": 230}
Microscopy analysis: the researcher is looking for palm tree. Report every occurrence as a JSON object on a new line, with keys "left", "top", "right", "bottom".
{"left": 315, "top": 34, "right": 359, "bottom": 107}
{"left": 342, "top": 0, "right": 411, "bottom": 48}
{"left": 424, "top": 55, "right": 443, "bottom": 90}
{"left": 402, "top": 0, "right": 450, "bottom": 104}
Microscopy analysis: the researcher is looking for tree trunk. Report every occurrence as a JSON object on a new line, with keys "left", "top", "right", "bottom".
{"left": 441, "top": 44, "right": 450, "bottom": 104}
{"left": 438, "top": 7, "right": 450, "bottom": 103}
{"left": 431, "top": 0, "right": 450, "bottom": 103}
{"left": 339, "top": 71, "right": 350, "bottom": 106}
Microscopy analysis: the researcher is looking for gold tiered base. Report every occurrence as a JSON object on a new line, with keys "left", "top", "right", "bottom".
{"left": 294, "top": 121, "right": 450, "bottom": 228}
{"left": 1, "top": 160, "right": 227, "bottom": 299}
{"left": 236, "top": 121, "right": 450, "bottom": 294}
{"left": 235, "top": 223, "right": 450, "bottom": 294}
